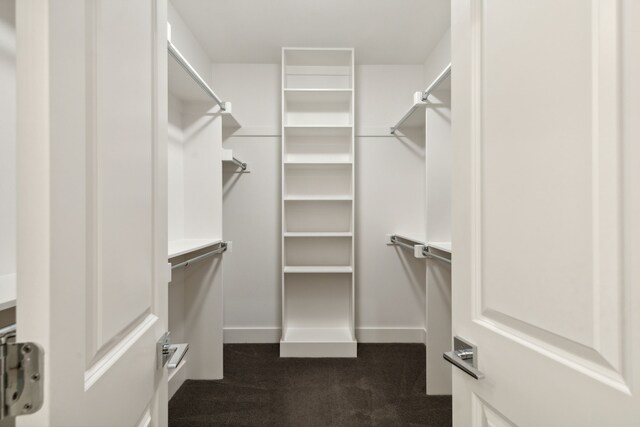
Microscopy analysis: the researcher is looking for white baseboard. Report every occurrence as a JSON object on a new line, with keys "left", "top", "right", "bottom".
{"left": 224, "top": 327, "right": 281, "bottom": 343}
{"left": 355, "top": 327, "right": 426, "bottom": 343}
{"left": 223, "top": 327, "right": 426, "bottom": 344}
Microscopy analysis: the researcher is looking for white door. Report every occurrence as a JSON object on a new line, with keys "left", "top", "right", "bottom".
{"left": 15, "top": 1, "right": 169, "bottom": 426}
{"left": 451, "top": 0, "right": 640, "bottom": 425}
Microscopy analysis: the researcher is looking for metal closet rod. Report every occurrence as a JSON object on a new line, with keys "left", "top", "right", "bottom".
{"left": 171, "top": 242, "right": 228, "bottom": 270}
{"left": 389, "top": 235, "right": 418, "bottom": 251}
{"left": 389, "top": 235, "right": 451, "bottom": 264}
{"left": 232, "top": 157, "right": 247, "bottom": 171}
{"left": 390, "top": 63, "right": 451, "bottom": 134}
{"left": 167, "top": 40, "right": 226, "bottom": 111}
{"left": 422, "top": 246, "right": 451, "bottom": 265}
{"left": 422, "top": 63, "right": 451, "bottom": 102}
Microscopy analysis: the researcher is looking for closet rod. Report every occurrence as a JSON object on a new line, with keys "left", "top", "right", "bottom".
{"left": 171, "top": 242, "right": 228, "bottom": 270}
{"left": 422, "top": 63, "right": 451, "bottom": 102}
{"left": 422, "top": 246, "right": 452, "bottom": 265}
{"left": 232, "top": 157, "right": 247, "bottom": 171}
{"left": 167, "top": 40, "right": 226, "bottom": 111}
{"left": 389, "top": 235, "right": 420, "bottom": 250}
{"left": 389, "top": 234, "right": 452, "bottom": 264}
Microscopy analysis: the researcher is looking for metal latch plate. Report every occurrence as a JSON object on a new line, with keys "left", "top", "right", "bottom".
{"left": 2, "top": 342, "right": 44, "bottom": 419}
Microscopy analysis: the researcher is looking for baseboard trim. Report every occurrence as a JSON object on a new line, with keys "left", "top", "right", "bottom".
{"left": 224, "top": 328, "right": 281, "bottom": 343}
{"left": 224, "top": 327, "right": 426, "bottom": 344}
{"left": 355, "top": 327, "right": 426, "bottom": 343}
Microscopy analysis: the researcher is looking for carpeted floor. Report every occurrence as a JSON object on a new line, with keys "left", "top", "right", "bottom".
{"left": 169, "top": 344, "right": 452, "bottom": 426}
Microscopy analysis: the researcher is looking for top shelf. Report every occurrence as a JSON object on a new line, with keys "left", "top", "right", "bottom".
{"left": 168, "top": 238, "right": 223, "bottom": 260}
{"left": 428, "top": 242, "right": 452, "bottom": 254}
{"left": 283, "top": 48, "right": 353, "bottom": 67}
{"left": 283, "top": 48, "right": 353, "bottom": 90}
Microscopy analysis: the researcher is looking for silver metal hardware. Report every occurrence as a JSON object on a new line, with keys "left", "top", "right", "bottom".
{"left": 389, "top": 235, "right": 417, "bottom": 251}
{"left": 167, "top": 40, "right": 226, "bottom": 110}
{"left": 232, "top": 157, "right": 247, "bottom": 171}
{"left": 422, "top": 246, "right": 452, "bottom": 264}
{"left": 171, "top": 242, "right": 228, "bottom": 270}
{"left": 421, "top": 63, "right": 451, "bottom": 102}
{"left": 390, "top": 63, "right": 451, "bottom": 134}
{"left": 157, "top": 332, "right": 189, "bottom": 370}
{"left": 167, "top": 343, "right": 189, "bottom": 369}
{"left": 157, "top": 332, "right": 171, "bottom": 369}
{"left": 443, "top": 336, "right": 485, "bottom": 380}
{"left": 0, "top": 323, "right": 44, "bottom": 421}
{"left": 388, "top": 234, "right": 452, "bottom": 264}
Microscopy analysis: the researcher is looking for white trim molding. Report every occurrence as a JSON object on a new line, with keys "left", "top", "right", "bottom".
{"left": 224, "top": 327, "right": 426, "bottom": 344}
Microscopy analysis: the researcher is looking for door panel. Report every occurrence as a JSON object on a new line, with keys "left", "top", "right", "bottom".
{"left": 452, "top": 0, "right": 639, "bottom": 425}
{"left": 477, "top": 0, "right": 623, "bottom": 381}
{"left": 87, "top": 0, "right": 156, "bottom": 364}
{"left": 16, "top": 0, "right": 168, "bottom": 425}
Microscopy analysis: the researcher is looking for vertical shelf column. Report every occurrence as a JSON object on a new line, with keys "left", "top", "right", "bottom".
{"left": 280, "top": 48, "right": 357, "bottom": 357}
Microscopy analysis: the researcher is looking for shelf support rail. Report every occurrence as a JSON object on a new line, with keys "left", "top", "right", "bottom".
{"left": 232, "top": 157, "right": 247, "bottom": 171}
{"left": 171, "top": 241, "right": 228, "bottom": 270}
{"left": 388, "top": 234, "right": 451, "bottom": 264}
{"left": 421, "top": 63, "right": 451, "bottom": 102}
{"left": 167, "top": 40, "right": 226, "bottom": 111}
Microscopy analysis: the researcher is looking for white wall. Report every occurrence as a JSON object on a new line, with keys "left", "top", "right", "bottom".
{"left": 168, "top": 1, "right": 211, "bottom": 86}
{"left": 215, "top": 63, "right": 427, "bottom": 343}
{"left": 0, "top": 0, "right": 15, "bottom": 280}
{"left": 423, "top": 27, "right": 451, "bottom": 87}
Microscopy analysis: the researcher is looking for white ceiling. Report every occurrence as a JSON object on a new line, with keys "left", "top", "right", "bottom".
{"left": 171, "top": 0, "right": 450, "bottom": 64}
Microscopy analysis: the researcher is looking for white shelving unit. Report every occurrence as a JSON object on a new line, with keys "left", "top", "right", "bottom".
{"left": 166, "top": 31, "right": 230, "bottom": 398}
{"left": 281, "top": 48, "right": 356, "bottom": 358}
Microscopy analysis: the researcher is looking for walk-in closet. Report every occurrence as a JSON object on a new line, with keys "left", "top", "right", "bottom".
{"left": 161, "top": 1, "right": 454, "bottom": 422}
{"left": 6, "top": 0, "right": 640, "bottom": 426}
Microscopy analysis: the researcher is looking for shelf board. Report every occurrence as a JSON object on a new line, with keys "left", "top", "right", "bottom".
{"left": 393, "top": 233, "right": 426, "bottom": 246}
{"left": 168, "top": 238, "right": 223, "bottom": 259}
{"left": 0, "top": 273, "right": 16, "bottom": 312}
{"left": 284, "top": 88, "right": 352, "bottom": 93}
{"left": 283, "top": 327, "right": 354, "bottom": 343}
{"left": 221, "top": 109, "right": 241, "bottom": 130}
{"left": 428, "top": 241, "right": 452, "bottom": 254}
{"left": 284, "top": 160, "right": 352, "bottom": 165}
{"left": 285, "top": 196, "right": 352, "bottom": 201}
{"left": 284, "top": 266, "right": 353, "bottom": 274}
{"left": 390, "top": 92, "right": 428, "bottom": 134}
{"left": 284, "top": 89, "right": 352, "bottom": 104}
{"left": 284, "top": 232, "right": 352, "bottom": 237}
{"left": 283, "top": 125, "right": 353, "bottom": 136}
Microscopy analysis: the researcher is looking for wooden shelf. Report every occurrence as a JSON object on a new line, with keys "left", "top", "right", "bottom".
{"left": 168, "top": 238, "right": 223, "bottom": 259}
{"left": 284, "top": 160, "right": 352, "bottom": 165}
{"left": 284, "top": 195, "right": 352, "bottom": 201}
{"left": 390, "top": 92, "right": 428, "bottom": 134}
{"left": 284, "top": 266, "right": 353, "bottom": 274}
{"left": 428, "top": 241, "right": 452, "bottom": 253}
{"left": 284, "top": 89, "right": 352, "bottom": 104}
{"left": 281, "top": 48, "right": 355, "bottom": 358}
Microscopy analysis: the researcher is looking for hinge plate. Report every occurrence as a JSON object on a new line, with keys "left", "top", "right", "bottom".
{"left": 2, "top": 342, "right": 44, "bottom": 420}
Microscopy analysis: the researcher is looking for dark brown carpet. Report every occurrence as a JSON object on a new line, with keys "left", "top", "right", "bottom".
{"left": 169, "top": 344, "right": 452, "bottom": 427}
